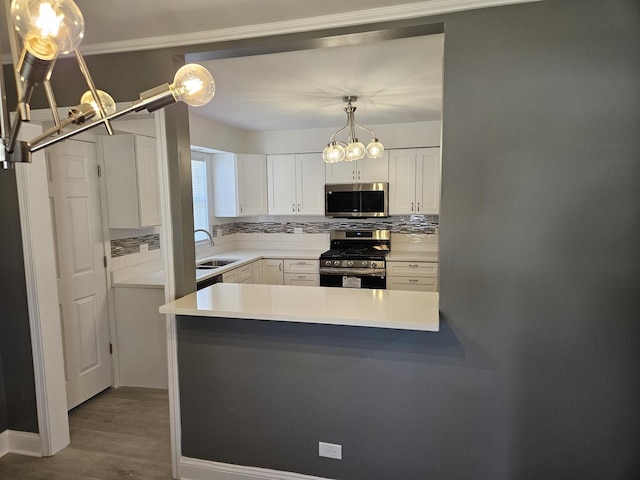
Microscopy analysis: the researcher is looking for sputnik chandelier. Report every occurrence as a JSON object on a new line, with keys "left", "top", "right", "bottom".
{"left": 322, "top": 96, "right": 384, "bottom": 164}
{"left": 1, "top": 0, "right": 215, "bottom": 168}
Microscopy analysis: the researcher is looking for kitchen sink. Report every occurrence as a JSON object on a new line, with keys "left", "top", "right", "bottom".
{"left": 196, "top": 259, "right": 238, "bottom": 269}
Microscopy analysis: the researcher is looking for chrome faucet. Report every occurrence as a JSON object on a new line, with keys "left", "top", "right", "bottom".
{"left": 194, "top": 229, "right": 214, "bottom": 246}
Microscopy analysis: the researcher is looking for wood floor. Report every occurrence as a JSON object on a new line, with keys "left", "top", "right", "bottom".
{"left": 0, "top": 387, "right": 172, "bottom": 480}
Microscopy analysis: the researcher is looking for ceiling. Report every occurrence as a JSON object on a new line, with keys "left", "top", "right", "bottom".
{"left": 1, "top": 1, "right": 531, "bottom": 132}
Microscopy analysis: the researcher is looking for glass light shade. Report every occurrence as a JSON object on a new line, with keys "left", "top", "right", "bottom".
{"left": 11, "top": 0, "right": 85, "bottom": 56}
{"left": 80, "top": 90, "right": 116, "bottom": 118}
{"left": 323, "top": 143, "right": 345, "bottom": 163}
{"left": 366, "top": 140, "right": 384, "bottom": 159}
{"left": 345, "top": 141, "right": 365, "bottom": 161}
{"left": 170, "top": 64, "right": 215, "bottom": 107}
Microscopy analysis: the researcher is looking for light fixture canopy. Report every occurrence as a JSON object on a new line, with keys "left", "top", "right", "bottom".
{"left": 1, "top": 0, "right": 216, "bottom": 167}
{"left": 322, "top": 96, "right": 384, "bottom": 164}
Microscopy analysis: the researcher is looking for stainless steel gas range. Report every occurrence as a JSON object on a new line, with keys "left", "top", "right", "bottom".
{"left": 319, "top": 229, "right": 390, "bottom": 289}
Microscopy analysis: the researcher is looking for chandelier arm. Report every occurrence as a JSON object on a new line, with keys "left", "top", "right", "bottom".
{"left": 329, "top": 122, "right": 349, "bottom": 144}
{"left": 43, "top": 81, "right": 63, "bottom": 132}
{"left": 75, "top": 48, "right": 114, "bottom": 135}
{"left": 352, "top": 118, "right": 378, "bottom": 139}
{"left": 29, "top": 99, "right": 145, "bottom": 153}
{"left": 6, "top": 85, "right": 36, "bottom": 154}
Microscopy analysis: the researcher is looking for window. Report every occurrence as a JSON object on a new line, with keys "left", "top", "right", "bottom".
{"left": 191, "top": 152, "right": 210, "bottom": 242}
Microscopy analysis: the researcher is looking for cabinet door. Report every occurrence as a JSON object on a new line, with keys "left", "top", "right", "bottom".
{"left": 388, "top": 149, "right": 417, "bottom": 215}
{"left": 222, "top": 268, "right": 239, "bottom": 283}
{"left": 267, "top": 155, "right": 297, "bottom": 215}
{"left": 135, "top": 136, "right": 162, "bottom": 227}
{"left": 252, "top": 260, "right": 263, "bottom": 284}
{"left": 238, "top": 154, "right": 268, "bottom": 216}
{"left": 212, "top": 153, "right": 240, "bottom": 217}
{"left": 296, "top": 153, "right": 325, "bottom": 215}
{"left": 325, "top": 160, "right": 356, "bottom": 183}
{"left": 416, "top": 147, "right": 441, "bottom": 214}
{"left": 262, "top": 259, "right": 284, "bottom": 285}
{"left": 357, "top": 151, "right": 389, "bottom": 183}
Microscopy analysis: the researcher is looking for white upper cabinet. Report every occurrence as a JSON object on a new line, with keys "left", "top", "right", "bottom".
{"left": 267, "top": 153, "right": 325, "bottom": 215}
{"left": 325, "top": 151, "right": 389, "bottom": 184}
{"left": 212, "top": 153, "right": 268, "bottom": 217}
{"left": 389, "top": 147, "right": 441, "bottom": 215}
{"left": 101, "top": 134, "right": 161, "bottom": 228}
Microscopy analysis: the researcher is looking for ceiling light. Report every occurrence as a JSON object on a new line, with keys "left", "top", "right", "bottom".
{"left": 322, "top": 96, "right": 384, "bottom": 164}
{"left": 1, "top": 0, "right": 215, "bottom": 167}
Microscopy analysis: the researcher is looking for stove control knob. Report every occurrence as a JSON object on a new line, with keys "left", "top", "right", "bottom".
{"left": 324, "top": 260, "right": 332, "bottom": 267}
{"left": 362, "top": 261, "right": 368, "bottom": 267}
{"left": 347, "top": 260, "right": 354, "bottom": 267}
{"left": 333, "top": 260, "right": 341, "bottom": 267}
{"left": 371, "top": 261, "right": 378, "bottom": 268}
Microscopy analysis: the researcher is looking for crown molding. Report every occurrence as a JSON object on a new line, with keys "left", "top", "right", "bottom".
{"left": 77, "top": 0, "right": 539, "bottom": 56}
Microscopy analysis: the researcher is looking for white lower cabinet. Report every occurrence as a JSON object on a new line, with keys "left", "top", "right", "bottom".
{"left": 283, "top": 259, "right": 319, "bottom": 286}
{"left": 262, "top": 259, "right": 284, "bottom": 285}
{"left": 387, "top": 261, "right": 439, "bottom": 292}
{"left": 113, "top": 286, "right": 167, "bottom": 389}
{"left": 222, "top": 261, "right": 258, "bottom": 284}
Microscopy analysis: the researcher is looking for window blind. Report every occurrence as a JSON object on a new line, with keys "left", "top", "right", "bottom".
{"left": 191, "top": 158, "right": 209, "bottom": 242}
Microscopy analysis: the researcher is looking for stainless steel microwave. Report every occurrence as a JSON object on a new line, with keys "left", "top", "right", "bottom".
{"left": 325, "top": 182, "right": 389, "bottom": 218}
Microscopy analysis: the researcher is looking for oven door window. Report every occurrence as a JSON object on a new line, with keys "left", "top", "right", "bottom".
{"left": 320, "top": 274, "right": 386, "bottom": 289}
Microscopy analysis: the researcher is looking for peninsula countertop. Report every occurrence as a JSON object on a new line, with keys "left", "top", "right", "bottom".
{"left": 159, "top": 283, "right": 439, "bottom": 332}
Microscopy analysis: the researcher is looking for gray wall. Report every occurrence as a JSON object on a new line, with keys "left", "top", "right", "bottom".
{"left": 0, "top": 169, "right": 38, "bottom": 435}
{"left": 177, "top": 1, "right": 640, "bottom": 479}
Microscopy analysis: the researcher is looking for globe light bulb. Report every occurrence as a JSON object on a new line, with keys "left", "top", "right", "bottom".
{"left": 170, "top": 64, "right": 215, "bottom": 107}
{"left": 345, "top": 141, "right": 365, "bottom": 162}
{"left": 366, "top": 139, "right": 384, "bottom": 159}
{"left": 11, "top": 0, "right": 85, "bottom": 57}
{"left": 80, "top": 90, "right": 116, "bottom": 118}
{"left": 322, "top": 143, "right": 345, "bottom": 163}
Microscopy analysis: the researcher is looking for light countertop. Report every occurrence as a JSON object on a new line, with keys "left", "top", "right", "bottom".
{"left": 160, "top": 283, "right": 439, "bottom": 332}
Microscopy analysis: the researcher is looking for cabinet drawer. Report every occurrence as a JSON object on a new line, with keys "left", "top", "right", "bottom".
{"left": 284, "top": 259, "right": 319, "bottom": 274}
{"left": 222, "top": 269, "right": 238, "bottom": 283}
{"left": 387, "top": 276, "right": 438, "bottom": 292}
{"left": 284, "top": 273, "right": 319, "bottom": 287}
{"left": 386, "top": 261, "right": 438, "bottom": 277}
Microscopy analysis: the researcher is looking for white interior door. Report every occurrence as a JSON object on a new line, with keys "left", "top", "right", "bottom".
{"left": 47, "top": 139, "right": 112, "bottom": 410}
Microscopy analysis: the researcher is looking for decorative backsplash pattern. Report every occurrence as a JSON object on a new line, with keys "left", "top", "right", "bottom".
{"left": 110, "top": 216, "right": 437, "bottom": 258}
{"left": 110, "top": 234, "right": 160, "bottom": 258}
{"left": 216, "top": 215, "right": 439, "bottom": 237}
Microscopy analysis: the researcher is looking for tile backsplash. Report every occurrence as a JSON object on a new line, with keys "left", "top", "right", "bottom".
{"left": 110, "top": 215, "right": 437, "bottom": 258}
{"left": 215, "top": 215, "right": 438, "bottom": 237}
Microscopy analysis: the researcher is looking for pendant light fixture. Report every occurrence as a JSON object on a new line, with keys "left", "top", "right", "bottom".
{"left": 1, "top": 0, "right": 215, "bottom": 167}
{"left": 322, "top": 96, "right": 384, "bottom": 164}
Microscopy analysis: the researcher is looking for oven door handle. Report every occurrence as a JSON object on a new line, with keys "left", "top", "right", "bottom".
{"left": 319, "top": 267, "right": 386, "bottom": 276}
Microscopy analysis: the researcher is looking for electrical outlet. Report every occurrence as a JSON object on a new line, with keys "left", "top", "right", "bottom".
{"left": 319, "top": 442, "right": 342, "bottom": 460}
{"left": 294, "top": 227, "right": 303, "bottom": 234}
{"left": 139, "top": 243, "right": 149, "bottom": 253}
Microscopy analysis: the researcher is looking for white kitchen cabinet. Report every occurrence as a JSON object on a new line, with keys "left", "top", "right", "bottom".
{"left": 212, "top": 153, "right": 268, "bottom": 217}
{"left": 325, "top": 151, "right": 389, "bottom": 183}
{"left": 113, "top": 286, "right": 167, "bottom": 388}
{"left": 222, "top": 262, "right": 254, "bottom": 284}
{"left": 262, "top": 259, "right": 284, "bottom": 285}
{"left": 101, "top": 134, "right": 161, "bottom": 228}
{"left": 388, "top": 148, "right": 441, "bottom": 215}
{"left": 387, "top": 260, "right": 439, "bottom": 292}
{"left": 267, "top": 153, "right": 325, "bottom": 215}
{"left": 283, "top": 259, "right": 319, "bottom": 286}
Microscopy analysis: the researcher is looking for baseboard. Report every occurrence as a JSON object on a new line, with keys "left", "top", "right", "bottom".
{"left": 0, "top": 430, "right": 42, "bottom": 458}
{"left": 0, "top": 431, "right": 8, "bottom": 458}
{"left": 180, "top": 457, "right": 334, "bottom": 480}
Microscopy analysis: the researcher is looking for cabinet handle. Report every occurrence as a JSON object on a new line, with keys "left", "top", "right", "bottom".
{"left": 409, "top": 264, "right": 420, "bottom": 268}
{"left": 297, "top": 275, "right": 305, "bottom": 279}
{"left": 240, "top": 205, "right": 243, "bottom": 213}
{"left": 296, "top": 261, "right": 307, "bottom": 265}
{"left": 352, "top": 171, "right": 356, "bottom": 180}
{"left": 409, "top": 278, "right": 419, "bottom": 282}
{"left": 297, "top": 203, "right": 301, "bottom": 212}
{"left": 357, "top": 170, "right": 361, "bottom": 180}
{"left": 292, "top": 203, "right": 295, "bottom": 212}
{"left": 279, "top": 263, "right": 282, "bottom": 271}
{"left": 417, "top": 202, "right": 420, "bottom": 212}
{"left": 411, "top": 202, "right": 414, "bottom": 212}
